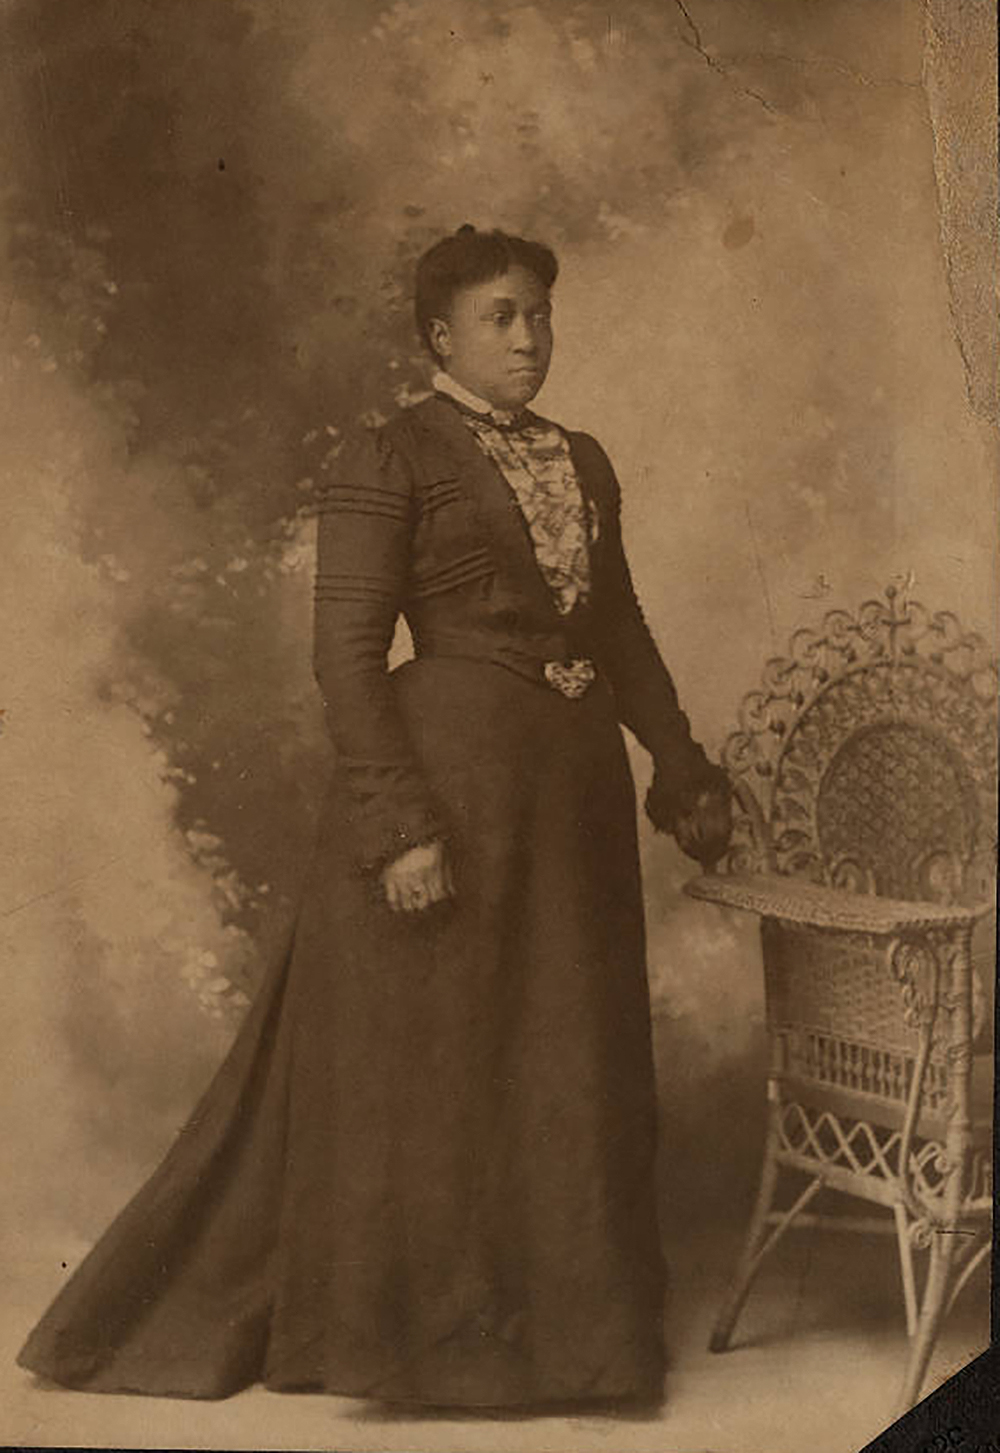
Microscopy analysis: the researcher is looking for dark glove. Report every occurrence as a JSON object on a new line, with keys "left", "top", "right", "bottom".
{"left": 646, "top": 761, "right": 733, "bottom": 869}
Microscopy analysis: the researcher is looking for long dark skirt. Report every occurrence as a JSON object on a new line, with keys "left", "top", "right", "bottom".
{"left": 18, "top": 658, "right": 666, "bottom": 1406}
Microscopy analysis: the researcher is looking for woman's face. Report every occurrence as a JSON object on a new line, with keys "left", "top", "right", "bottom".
{"left": 429, "top": 264, "right": 553, "bottom": 410}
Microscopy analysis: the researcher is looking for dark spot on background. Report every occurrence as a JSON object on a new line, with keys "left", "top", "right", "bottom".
{"left": 722, "top": 214, "right": 755, "bottom": 250}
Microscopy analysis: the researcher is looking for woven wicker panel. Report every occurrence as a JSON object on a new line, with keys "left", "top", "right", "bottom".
{"left": 762, "top": 920, "right": 926, "bottom": 1051}
{"left": 815, "top": 722, "right": 978, "bottom": 900}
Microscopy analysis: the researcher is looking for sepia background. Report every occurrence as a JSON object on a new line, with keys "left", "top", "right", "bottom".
{"left": 2, "top": 0, "right": 995, "bottom": 1449}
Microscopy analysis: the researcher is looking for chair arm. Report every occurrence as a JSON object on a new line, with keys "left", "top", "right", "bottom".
{"left": 683, "top": 871, "right": 990, "bottom": 934}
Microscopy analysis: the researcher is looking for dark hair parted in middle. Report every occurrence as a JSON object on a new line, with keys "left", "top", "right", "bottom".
{"left": 414, "top": 224, "right": 559, "bottom": 362}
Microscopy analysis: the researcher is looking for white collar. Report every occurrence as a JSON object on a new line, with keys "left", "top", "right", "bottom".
{"left": 432, "top": 370, "right": 520, "bottom": 427}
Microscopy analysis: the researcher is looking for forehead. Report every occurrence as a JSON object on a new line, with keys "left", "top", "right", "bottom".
{"left": 452, "top": 264, "right": 551, "bottom": 312}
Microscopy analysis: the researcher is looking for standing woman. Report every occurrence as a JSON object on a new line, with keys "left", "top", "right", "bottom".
{"left": 19, "top": 225, "right": 731, "bottom": 1409}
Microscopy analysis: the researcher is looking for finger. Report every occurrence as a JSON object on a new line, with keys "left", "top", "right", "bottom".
{"left": 675, "top": 830, "right": 701, "bottom": 859}
{"left": 421, "top": 861, "right": 454, "bottom": 909}
{"left": 683, "top": 814, "right": 706, "bottom": 841}
{"left": 395, "top": 871, "right": 421, "bottom": 911}
{"left": 443, "top": 859, "right": 456, "bottom": 896}
{"left": 385, "top": 876, "right": 402, "bottom": 912}
{"left": 675, "top": 819, "right": 715, "bottom": 865}
{"left": 673, "top": 811, "right": 692, "bottom": 838}
{"left": 406, "top": 873, "right": 433, "bottom": 912}
{"left": 675, "top": 813, "right": 701, "bottom": 845}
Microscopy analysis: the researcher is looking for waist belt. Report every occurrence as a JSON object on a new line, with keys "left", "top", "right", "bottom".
{"left": 411, "top": 629, "right": 598, "bottom": 700}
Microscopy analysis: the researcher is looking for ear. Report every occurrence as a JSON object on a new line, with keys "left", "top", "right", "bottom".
{"left": 427, "top": 316, "right": 452, "bottom": 360}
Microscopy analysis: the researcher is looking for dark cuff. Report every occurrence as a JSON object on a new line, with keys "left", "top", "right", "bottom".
{"left": 352, "top": 799, "right": 449, "bottom": 874}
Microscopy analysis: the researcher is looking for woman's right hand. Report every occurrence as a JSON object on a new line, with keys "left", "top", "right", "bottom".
{"left": 381, "top": 839, "right": 455, "bottom": 913}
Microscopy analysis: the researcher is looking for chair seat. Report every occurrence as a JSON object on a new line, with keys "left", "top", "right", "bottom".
{"left": 685, "top": 871, "right": 990, "bottom": 933}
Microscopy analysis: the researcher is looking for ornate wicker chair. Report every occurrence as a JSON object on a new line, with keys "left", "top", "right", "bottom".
{"left": 686, "top": 584, "right": 996, "bottom": 1416}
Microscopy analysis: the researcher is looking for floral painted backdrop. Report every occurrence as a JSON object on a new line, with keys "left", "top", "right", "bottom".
{"left": 3, "top": 0, "right": 775, "bottom": 1007}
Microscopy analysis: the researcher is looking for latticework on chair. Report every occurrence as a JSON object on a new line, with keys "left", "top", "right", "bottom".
{"left": 685, "top": 584, "right": 997, "bottom": 1417}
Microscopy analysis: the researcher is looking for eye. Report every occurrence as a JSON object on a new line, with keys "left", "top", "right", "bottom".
{"left": 488, "top": 311, "right": 513, "bottom": 326}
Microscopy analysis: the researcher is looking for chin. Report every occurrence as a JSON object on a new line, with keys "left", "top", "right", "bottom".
{"left": 503, "top": 374, "right": 545, "bottom": 408}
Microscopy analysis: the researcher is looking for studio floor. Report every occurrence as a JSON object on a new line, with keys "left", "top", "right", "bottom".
{"left": 3, "top": 1212, "right": 988, "bottom": 1453}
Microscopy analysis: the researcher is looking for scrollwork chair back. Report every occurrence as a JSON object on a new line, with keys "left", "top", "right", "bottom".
{"left": 723, "top": 586, "right": 997, "bottom": 901}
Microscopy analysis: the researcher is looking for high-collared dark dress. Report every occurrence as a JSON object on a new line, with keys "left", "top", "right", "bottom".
{"left": 18, "top": 394, "right": 718, "bottom": 1407}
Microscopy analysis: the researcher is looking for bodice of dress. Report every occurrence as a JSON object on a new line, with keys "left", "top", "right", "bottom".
{"left": 311, "top": 392, "right": 717, "bottom": 869}
{"left": 433, "top": 373, "right": 593, "bottom": 617}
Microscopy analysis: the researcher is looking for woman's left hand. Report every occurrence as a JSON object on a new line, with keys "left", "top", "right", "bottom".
{"left": 672, "top": 783, "right": 733, "bottom": 869}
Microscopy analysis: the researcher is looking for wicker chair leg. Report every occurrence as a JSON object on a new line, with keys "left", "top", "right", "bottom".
{"left": 892, "top": 1201, "right": 918, "bottom": 1338}
{"left": 709, "top": 1125, "right": 784, "bottom": 1353}
{"left": 894, "top": 1231, "right": 957, "bottom": 1415}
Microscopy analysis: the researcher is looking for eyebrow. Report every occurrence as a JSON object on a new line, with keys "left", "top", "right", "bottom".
{"left": 485, "top": 296, "right": 551, "bottom": 308}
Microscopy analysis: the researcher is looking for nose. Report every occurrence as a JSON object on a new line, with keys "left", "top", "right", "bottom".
{"left": 510, "top": 314, "right": 536, "bottom": 354}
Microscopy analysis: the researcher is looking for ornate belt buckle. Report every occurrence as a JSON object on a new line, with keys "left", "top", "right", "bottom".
{"left": 543, "top": 657, "right": 597, "bottom": 700}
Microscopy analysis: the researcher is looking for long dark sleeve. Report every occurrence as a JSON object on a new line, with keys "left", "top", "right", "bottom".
{"left": 579, "top": 435, "right": 725, "bottom": 827}
{"left": 312, "top": 427, "right": 445, "bottom": 870}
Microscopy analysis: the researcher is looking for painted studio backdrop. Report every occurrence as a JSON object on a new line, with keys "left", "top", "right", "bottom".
{"left": 1, "top": 0, "right": 995, "bottom": 1345}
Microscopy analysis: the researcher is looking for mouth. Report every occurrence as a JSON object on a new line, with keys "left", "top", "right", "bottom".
{"left": 509, "top": 365, "right": 541, "bottom": 377}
